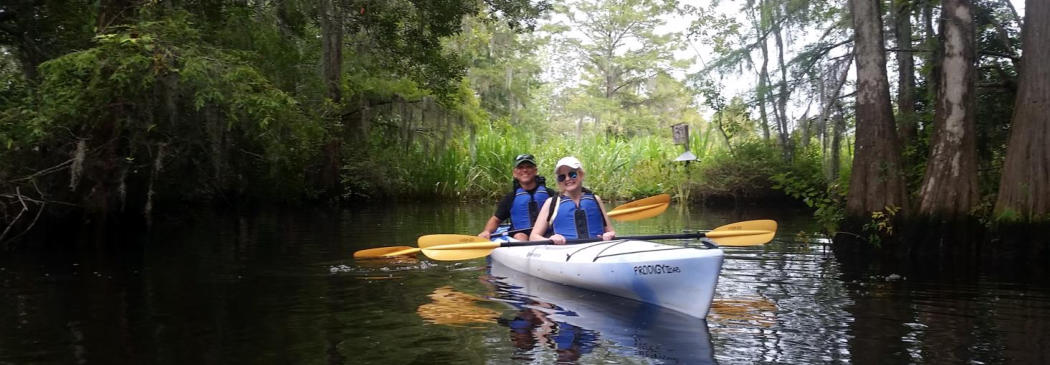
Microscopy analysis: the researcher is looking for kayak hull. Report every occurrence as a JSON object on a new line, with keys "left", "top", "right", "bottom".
{"left": 489, "top": 239, "right": 724, "bottom": 319}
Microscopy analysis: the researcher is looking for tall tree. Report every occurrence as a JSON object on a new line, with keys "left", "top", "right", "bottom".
{"left": 562, "top": 0, "right": 681, "bottom": 137}
{"left": 893, "top": 0, "right": 917, "bottom": 145}
{"left": 917, "top": 0, "right": 978, "bottom": 217}
{"left": 319, "top": 0, "right": 343, "bottom": 103}
{"left": 318, "top": 0, "right": 345, "bottom": 198}
{"left": 846, "top": 0, "right": 909, "bottom": 216}
{"left": 771, "top": 3, "right": 793, "bottom": 159}
{"left": 995, "top": 0, "right": 1050, "bottom": 219}
{"left": 454, "top": 13, "right": 545, "bottom": 126}
{"left": 755, "top": 3, "right": 773, "bottom": 142}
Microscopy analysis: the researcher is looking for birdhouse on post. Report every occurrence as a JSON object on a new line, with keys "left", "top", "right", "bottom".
{"left": 671, "top": 123, "right": 697, "bottom": 162}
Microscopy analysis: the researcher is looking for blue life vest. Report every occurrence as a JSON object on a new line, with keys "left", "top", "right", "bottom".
{"left": 510, "top": 185, "right": 550, "bottom": 230}
{"left": 550, "top": 193, "right": 605, "bottom": 239}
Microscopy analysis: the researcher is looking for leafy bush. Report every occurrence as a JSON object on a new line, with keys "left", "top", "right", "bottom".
{"left": 692, "top": 139, "right": 782, "bottom": 200}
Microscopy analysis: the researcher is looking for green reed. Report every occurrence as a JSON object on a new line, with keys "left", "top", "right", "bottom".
{"left": 358, "top": 124, "right": 711, "bottom": 201}
{"left": 350, "top": 120, "right": 826, "bottom": 205}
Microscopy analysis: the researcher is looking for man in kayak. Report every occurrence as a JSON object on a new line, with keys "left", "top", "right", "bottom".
{"left": 529, "top": 156, "right": 616, "bottom": 244}
{"left": 477, "top": 154, "right": 559, "bottom": 241}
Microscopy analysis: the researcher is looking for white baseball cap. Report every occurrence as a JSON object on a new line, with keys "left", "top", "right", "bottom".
{"left": 554, "top": 156, "right": 582, "bottom": 173}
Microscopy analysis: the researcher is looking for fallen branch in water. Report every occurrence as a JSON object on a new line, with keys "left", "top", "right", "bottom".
{"left": 0, "top": 187, "right": 29, "bottom": 245}
{"left": 0, "top": 181, "right": 56, "bottom": 248}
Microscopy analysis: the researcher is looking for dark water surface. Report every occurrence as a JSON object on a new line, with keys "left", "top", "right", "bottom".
{"left": 2, "top": 203, "right": 1049, "bottom": 364}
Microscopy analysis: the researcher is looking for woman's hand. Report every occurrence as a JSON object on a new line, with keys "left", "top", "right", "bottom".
{"left": 550, "top": 234, "right": 567, "bottom": 245}
{"left": 601, "top": 231, "right": 616, "bottom": 241}
{"left": 477, "top": 231, "right": 491, "bottom": 239}
{"left": 512, "top": 232, "right": 528, "bottom": 241}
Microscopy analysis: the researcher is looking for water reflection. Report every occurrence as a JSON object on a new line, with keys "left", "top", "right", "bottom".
{"left": 416, "top": 286, "right": 498, "bottom": 327}
{"left": 709, "top": 298, "right": 777, "bottom": 328}
{"left": 487, "top": 260, "right": 715, "bottom": 364}
{"left": 710, "top": 242, "right": 855, "bottom": 363}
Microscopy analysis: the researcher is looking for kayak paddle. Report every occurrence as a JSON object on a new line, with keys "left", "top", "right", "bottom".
{"left": 353, "top": 194, "right": 673, "bottom": 259}
{"left": 352, "top": 245, "right": 417, "bottom": 259}
{"left": 606, "top": 194, "right": 670, "bottom": 221}
{"left": 352, "top": 237, "right": 464, "bottom": 259}
{"left": 420, "top": 220, "right": 778, "bottom": 261}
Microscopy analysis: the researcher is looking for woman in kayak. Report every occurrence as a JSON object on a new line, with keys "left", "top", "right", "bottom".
{"left": 477, "top": 154, "right": 559, "bottom": 241}
{"left": 530, "top": 156, "right": 616, "bottom": 244}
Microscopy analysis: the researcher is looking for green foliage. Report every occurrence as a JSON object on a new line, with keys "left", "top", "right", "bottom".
{"left": 22, "top": 11, "right": 325, "bottom": 202}
{"left": 693, "top": 139, "right": 781, "bottom": 198}
{"left": 451, "top": 13, "right": 546, "bottom": 127}
{"left": 862, "top": 206, "right": 900, "bottom": 247}
{"left": 342, "top": 115, "right": 527, "bottom": 200}
{"left": 0, "top": 66, "right": 40, "bottom": 153}
{"left": 771, "top": 161, "right": 846, "bottom": 234}
{"left": 335, "top": 0, "right": 548, "bottom": 105}
{"left": 0, "top": 0, "right": 97, "bottom": 79}
{"left": 341, "top": 118, "right": 710, "bottom": 203}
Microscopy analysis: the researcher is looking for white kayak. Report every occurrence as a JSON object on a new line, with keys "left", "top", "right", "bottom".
{"left": 488, "top": 237, "right": 724, "bottom": 319}
{"left": 489, "top": 260, "right": 715, "bottom": 363}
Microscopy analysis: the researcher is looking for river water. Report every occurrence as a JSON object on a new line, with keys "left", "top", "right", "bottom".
{"left": 2, "top": 203, "right": 1049, "bottom": 364}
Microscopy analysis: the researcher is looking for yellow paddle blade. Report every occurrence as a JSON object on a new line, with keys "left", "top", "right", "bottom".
{"left": 612, "top": 194, "right": 671, "bottom": 210}
{"left": 418, "top": 234, "right": 489, "bottom": 247}
{"left": 607, "top": 194, "right": 671, "bottom": 221}
{"left": 706, "top": 220, "right": 778, "bottom": 246}
{"left": 353, "top": 246, "right": 417, "bottom": 259}
{"left": 355, "top": 233, "right": 495, "bottom": 259}
{"left": 712, "top": 219, "right": 777, "bottom": 232}
{"left": 421, "top": 242, "right": 502, "bottom": 261}
{"left": 607, "top": 202, "right": 670, "bottom": 221}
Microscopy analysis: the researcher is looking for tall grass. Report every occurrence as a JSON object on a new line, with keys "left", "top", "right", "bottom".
{"left": 344, "top": 121, "right": 827, "bottom": 204}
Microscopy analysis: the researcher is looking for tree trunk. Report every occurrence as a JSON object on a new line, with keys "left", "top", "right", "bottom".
{"left": 922, "top": 0, "right": 935, "bottom": 40}
{"left": 816, "top": 55, "right": 853, "bottom": 165}
{"left": 756, "top": 0, "right": 772, "bottom": 141}
{"left": 894, "top": 0, "right": 917, "bottom": 145}
{"left": 846, "top": 0, "right": 909, "bottom": 217}
{"left": 319, "top": 0, "right": 343, "bottom": 103}
{"left": 830, "top": 103, "right": 846, "bottom": 180}
{"left": 922, "top": 0, "right": 940, "bottom": 108}
{"left": 918, "top": 0, "right": 978, "bottom": 217}
{"left": 773, "top": 20, "right": 793, "bottom": 159}
{"left": 995, "top": 0, "right": 1050, "bottom": 219}
{"left": 318, "top": 0, "right": 344, "bottom": 199}
{"left": 715, "top": 113, "right": 735, "bottom": 155}
{"left": 807, "top": 71, "right": 825, "bottom": 149}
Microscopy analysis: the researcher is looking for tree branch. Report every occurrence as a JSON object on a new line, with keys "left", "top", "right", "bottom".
{"left": 979, "top": 50, "right": 1020, "bottom": 63}
{"left": 885, "top": 47, "right": 931, "bottom": 53}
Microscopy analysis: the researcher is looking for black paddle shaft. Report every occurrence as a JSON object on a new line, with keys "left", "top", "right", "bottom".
{"left": 498, "top": 232, "right": 707, "bottom": 248}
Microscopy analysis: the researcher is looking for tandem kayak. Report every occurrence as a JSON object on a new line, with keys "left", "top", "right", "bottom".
{"left": 489, "top": 260, "right": 715, "bottom": 363}
{"left": 488, "top": 236, "right": 724, "bottom": 319}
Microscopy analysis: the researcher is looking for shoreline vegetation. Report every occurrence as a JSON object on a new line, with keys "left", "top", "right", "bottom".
{"left": 1, "top": 1, "right": 1047, "bottom": 266}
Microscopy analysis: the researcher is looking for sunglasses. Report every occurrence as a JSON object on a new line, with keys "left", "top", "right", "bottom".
{"left": 556, "top": 169, "right": 579, "bottom": 182}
